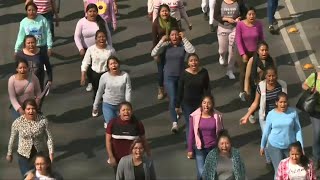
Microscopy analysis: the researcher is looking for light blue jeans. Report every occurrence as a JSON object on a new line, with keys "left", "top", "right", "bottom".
{"left": 267, "top": 142, "right": 289, "bottom": 179}
{"left": 102, "top": 102, "right": 118, "bottom": 124}
{"left": 195, "top": 147, "right": 212, "bottom": 180}
{"left": 259, "top": 117, "right": 272, "bottom": 163}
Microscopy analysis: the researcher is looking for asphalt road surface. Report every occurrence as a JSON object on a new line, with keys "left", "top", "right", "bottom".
{"left": 0, "top": 0, "right": 319, "bottom": 179}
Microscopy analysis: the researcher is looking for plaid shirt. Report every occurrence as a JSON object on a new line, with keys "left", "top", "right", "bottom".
{"left": 276, "top": 157, "right": 316, "bottom": 180}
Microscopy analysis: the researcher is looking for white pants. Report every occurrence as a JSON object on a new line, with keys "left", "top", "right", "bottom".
{"left": 201, "top": 0, "right": 215, "bottom": 25}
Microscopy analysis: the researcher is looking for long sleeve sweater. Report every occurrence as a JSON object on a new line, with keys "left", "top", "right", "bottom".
{"left": 93, "top": 71, "right": 131, "bottom": 109}
{"left": 81, "top": 44, "right": 116, "bottom": 73}
{"left": 152, "top": 0, "right": 190, "bottom": 25}
{"left": 260, "top": 107, "right": 304, "bottom": 149}
{"left": 14, "top": 15, "right": 53, "bottom": 52}
{"left": 235, "top": 20, "right": 264, "bottom": 56}
{"left": 74, "top": 17, "right": 112, "bottom": 51}
{"left": 16, "top": 50, "right": 53, "bottom": 82}
{"left": 8, "top": 74, "right": 41, "bottom": 111}
{"left": 85, "top": 0, "right": 117, "bottom": 27}
{"left": 151, "top": 38, "right": 195, "bottom": 77}
{"left": 7, "top": 114, "right": 54, "bottom": 158}
{"left": 176, "top": 68, "right": 210, "bottom": 107}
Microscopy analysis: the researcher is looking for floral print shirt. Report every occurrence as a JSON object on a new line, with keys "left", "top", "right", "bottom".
{"left": 7, "top": 114, "right": 54, "bottom": 158}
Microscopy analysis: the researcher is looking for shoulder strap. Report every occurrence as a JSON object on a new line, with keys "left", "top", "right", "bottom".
{"left": 17, "top": 74, "right": 32, "bottom": 97}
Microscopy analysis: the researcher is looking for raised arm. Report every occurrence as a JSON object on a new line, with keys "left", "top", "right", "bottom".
{"left": 182, "top": 36, "right": 195, "bottom": 53}
{"left": 151, "top": 37, "right": 169, "bottom": 57}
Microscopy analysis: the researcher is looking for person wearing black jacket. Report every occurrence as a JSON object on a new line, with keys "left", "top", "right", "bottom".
{"left": 175, "top": 53, "right": 210, "bottom": 141}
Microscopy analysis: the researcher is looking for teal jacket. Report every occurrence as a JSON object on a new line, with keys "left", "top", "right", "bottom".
{"left": 202, "top": 147, "right": 246, "bottom": 180}
{"left": 14, "top": 15, "right": 52, "bottom": 52}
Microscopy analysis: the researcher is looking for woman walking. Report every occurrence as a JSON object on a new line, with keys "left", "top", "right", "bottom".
{"left": 14, "top": 2, "right": 53, "bottom": 62}
{"left": 6, "top": 99, "right": 54, "bottom": 177}
{"left": 83, "top": 0, "right": 117, "bottom": 31}
{"left": 276, "top": 141, "right": 316, "bottom": 180}
{"left": 92, "top": 56, "right": 131, "bottom": 127}
{"left": 152, "top": 4, "right": 180, "bottom": 100}
{"left": 202, "top": 130, "right": 246, "bottom": 180}
{"left": 175, "top": 53, "right": 210, "bottom": 141}
{"left": 80, "top": 30, "right": 116, "bottom": 105}
{"left": 188, "top": 95, "right": 224, "bottom": 180}
{"left": 75, "top": 3, "right": 112, "bottom": 92}
{"left": 235, "top": 7, "right": 264, "bottom": 101}
{"left": 240, "top": 67, "right": 286, "bottom": 168}
{"left": 16, "top": 35, "right": 53, "bottom": 91}
{"left": 260, "top": 92, "right": 304, "bottom": 179}
{"left": 116, "top": 139, "right": 156, "bottom": 180}
{"left": 151, "top": 29, "right": 195, "bottom": 132}
{"left": 106, "top": 102, "right": 151, "bottom": 174}
{"left": 25, "top": 0, "right": 59, "bottom": 38}
{"left": 214, "top": 0, "right": 246, "bottom": 79}
{"left": 8, "top": 59, "right": 41, "bottom": 120}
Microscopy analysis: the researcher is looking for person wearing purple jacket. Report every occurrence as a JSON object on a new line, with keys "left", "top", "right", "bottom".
{"left": 235, "top": 7, "right": 264, "bottom": 102}
{"left": 83, "top": 0, "right": 117, "bottom": 31}
{"left": 187, "top": 95, "right": 224, "bottom": 180}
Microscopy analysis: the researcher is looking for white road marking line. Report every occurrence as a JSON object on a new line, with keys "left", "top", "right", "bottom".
{"left": 275, "top": 11, "right": 306, "bottom": 81}
{"left": 285, "top": 0, "right": 320, "bottom": 69}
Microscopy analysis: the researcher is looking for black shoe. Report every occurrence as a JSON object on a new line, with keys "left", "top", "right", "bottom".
{"left": 269, "top": 25, "right": 276, "bottom": 34}
{"left": 210, "top": 24, "right": 217, "bottom": 32}
{"left": 272, "top": 18, "right": 278, "bottom": 25}
{"left": 203, "top": 13, "right": 209, "bottom": 21}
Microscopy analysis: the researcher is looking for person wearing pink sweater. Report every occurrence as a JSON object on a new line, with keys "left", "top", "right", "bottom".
{"left": 83, "top": 0, "right": 117, "bottom": 31}
{"left": 8, "top": 59, "right": 41, "bottom": 120}
{"left": 235, "top": 7, "right": 264, "bottom": 101}
{"left": 74, "top": 3, "right": 112, "bottom": 92}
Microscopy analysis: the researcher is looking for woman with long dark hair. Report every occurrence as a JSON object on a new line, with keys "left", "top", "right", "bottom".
{"left": 276, "top": 142, "right": 316, "bottom": 180}
{"left": 16, "top": 35, "right": 53, "bottom": 91}
{"left": 75, "top": 3, "right": 112, "bottom": 92}
{"left": 24, "top": 153, "right": 63, "bottom": 180}
{"left": 187, "top": 95, "right": 224, "bottom": 180}
{"left": 14, "top": 2, "right": 52, "bottom": 64}
{"left": 152, "top": 4, "right": 180, "bottom": 100}
{"left": 151, "top": 29, "right": 195, "bottom": 133}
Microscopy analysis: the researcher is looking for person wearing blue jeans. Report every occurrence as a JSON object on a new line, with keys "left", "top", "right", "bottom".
{"left": 151, "top": 29, "right": 195, "bottom": 133}
{"left": 267, "top": 0, "right": 278, "bottom": 33}
{"left": 260, "top": 92, "right": 303, "bottom": 179}
{"left": 195, "top": 148, "right": 211, "bottom": 179}
{"left": 310, "top": 117, "right": 320, "bottom": 169}
{"left": 102, "top": 103, "right": 119, "bottom": 127}
{"left": 164, "top": 76, "right": 180, "bottom": 132}
{"left": 18, "top": 146, "right": 37, "bottom": 176}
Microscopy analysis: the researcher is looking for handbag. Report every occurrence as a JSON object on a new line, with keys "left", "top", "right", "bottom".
{"left": 296, "top": 72, "right": 320, "bottom": 113}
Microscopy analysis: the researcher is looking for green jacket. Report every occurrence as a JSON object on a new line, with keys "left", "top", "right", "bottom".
{"left": 202, "top": 147, "right": 246, "bottom": 180}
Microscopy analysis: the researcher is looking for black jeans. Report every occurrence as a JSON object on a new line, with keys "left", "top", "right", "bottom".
{"left": 91, "top": 70, "right": 105, "bottom": 101}
{"left": 41, "top": 11, "right": 54, "bottom": 39}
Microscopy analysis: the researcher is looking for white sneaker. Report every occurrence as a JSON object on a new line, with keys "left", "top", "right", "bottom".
{"left": 219, "top": 56, "right": 225, "bottom": 65}
{"left": 226, "top": 70, "right": 236, "bottom": 80}
{"left": 104, "top": 123, "right": 108, "bottom": 129}
{"left": 249, "top": 115, "right": 256, "bottom": 124}
{"left": 171, "top": 122, "right": 178, "bottom": 133}
{"left": 92, "top": 111, "right": 98, "bottom": 117}
{"left": 239, "top": 92, "right": 246, "bottom": 102}
{"left": 86, "top": 83, "right": 93, "bottom": 92}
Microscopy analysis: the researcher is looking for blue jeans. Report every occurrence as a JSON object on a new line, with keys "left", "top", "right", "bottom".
{"left": 310, "top": 117, "right": 320, "bottom": 162}
{"left": 182, "top": 104, "right": 199, "bottom": 141}
{"left": 259, "top": 118, "right": 272, "bottom": 163}
{"left": 164, "top": 76, "right": 180, "bottom": 123}
{"left": 42, "top": 11, "right": 54, "bottom": 38}
{"left": 195, "top": 148, "right": 212, "bottom": 180}
{"left": 267, "top": 0, "right": 279, "bottom": 25}
{"left": 267, "top": 142, "right": 289, "bottom": 179}
{"left": 157, "top": 56, "right": 165, "bottom": 87}
{"left": 102, "top": 102, "right": 118, "bottom": 124}
{"left": 17, "top": 147, "right": 37, "bottom": 176}
{"left": 10, "top": 107, "right": 20, "bottom": 120}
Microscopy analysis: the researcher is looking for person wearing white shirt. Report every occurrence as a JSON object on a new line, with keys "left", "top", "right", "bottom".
{"left": 80, "top": 30, "right": 116, "bottom": 101}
